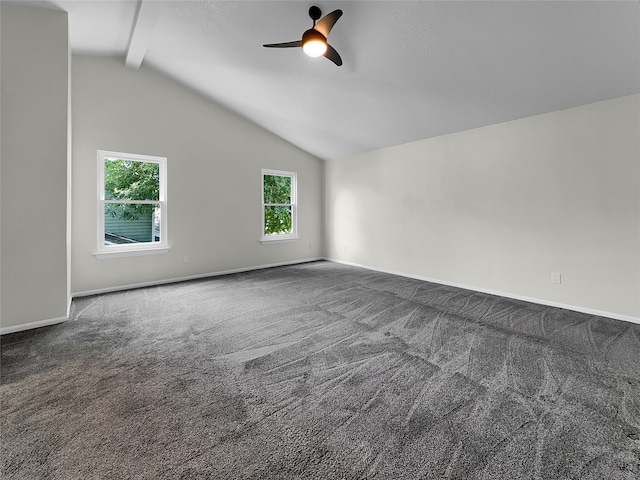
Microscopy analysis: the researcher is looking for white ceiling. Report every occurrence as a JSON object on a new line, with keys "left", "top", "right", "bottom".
{"left": 29, "top": 0, "right": 640, "bottom": 160}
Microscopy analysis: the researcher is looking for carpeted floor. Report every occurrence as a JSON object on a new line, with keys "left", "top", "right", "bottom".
{"left": 1, "top": 260, "right": 639, "bottom": 479}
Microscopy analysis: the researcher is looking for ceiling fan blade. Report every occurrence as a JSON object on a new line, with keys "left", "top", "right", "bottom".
{"left": 263, "top": 40, "right": 302, "bottom": 48}
{"left": 324, "top": 44, "right": 342, "bottom": 66}
{"left": 313, "top": 9, "right": 343, "bottom": 38}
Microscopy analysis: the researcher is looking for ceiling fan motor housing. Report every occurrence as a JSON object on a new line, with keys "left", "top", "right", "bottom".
{"left": 302, "top": 28, "right": 326, "bottom": 45}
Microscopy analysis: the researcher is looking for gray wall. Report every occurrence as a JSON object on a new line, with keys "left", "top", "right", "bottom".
{"left": 326, "top": 94, "right": 640, "bottom": 321}
{"left": 0, "top": 4, "right": 70, "bottom": 332}
{"left": 71, "top": 55, "right": 324, "bottom": 295}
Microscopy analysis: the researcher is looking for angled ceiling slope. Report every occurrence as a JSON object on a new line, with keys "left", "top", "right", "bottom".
{"left": 38, "top": 0, "right": 640, "bottom": 160}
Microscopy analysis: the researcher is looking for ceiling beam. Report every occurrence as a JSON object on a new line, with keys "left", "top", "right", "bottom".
{"left": 125, "top": 0, "right": 163, "bottom": 69}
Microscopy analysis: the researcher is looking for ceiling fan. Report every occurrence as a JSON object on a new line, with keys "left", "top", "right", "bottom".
{"left": 263, "top": 6, "right": 343, "bottom": 66}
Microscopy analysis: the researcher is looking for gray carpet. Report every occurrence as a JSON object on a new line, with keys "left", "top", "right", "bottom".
{"left": 1, "top": 260, "right": 639, "bottom": 479}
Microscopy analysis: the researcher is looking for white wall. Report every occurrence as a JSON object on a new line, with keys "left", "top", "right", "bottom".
{"left": 72, "top": 55, "right": 323, "bottom": 295}
{"left": 0, "top": 4, "right": 69, "bottom": 333}
{"left": 326, "top": 94, "right": 640, "bottom": 320}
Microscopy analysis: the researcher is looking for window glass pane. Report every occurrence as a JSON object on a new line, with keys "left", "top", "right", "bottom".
{"left": 104, "top": 204, "right": 160, "bottom": 245}
{"left": 264, "top": 205, "right": 292, "bottom": 235}
{"left": 263, "top": 175, "right": 291, "bottom": 204}
{"left": 104, "top": 159, "right": 160, "bottom": 201}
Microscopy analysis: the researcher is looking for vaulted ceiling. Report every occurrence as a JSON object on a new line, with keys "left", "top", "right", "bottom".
{"left": 29, "top": 0, "right": 640, "bottom": 160}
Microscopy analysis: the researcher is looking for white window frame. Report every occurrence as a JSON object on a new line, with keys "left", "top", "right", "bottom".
{"left": 94, "top": 150, "right": 169, "bottom": 259}
{"left": 261, "top": 169, "right": 298, "bottom": 243}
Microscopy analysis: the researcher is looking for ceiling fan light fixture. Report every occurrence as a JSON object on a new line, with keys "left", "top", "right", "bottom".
{"left": 303, "top": 40, "right": 327, "bottom": 57}
{"left": 302, "top": 29, "right": 327, "bottom": 57}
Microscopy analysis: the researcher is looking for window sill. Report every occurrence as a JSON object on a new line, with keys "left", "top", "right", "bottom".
{"left": 260, "top": 236, "right": 299, "bottom": 245}
{"left": 93, "top": 245, "right": 171, "bottom": 259}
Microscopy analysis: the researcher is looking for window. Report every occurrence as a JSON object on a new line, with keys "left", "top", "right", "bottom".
{"left": 95, "top": 151, "right": 168, "bottom": 258}
{"left": 262, "top": 169, "right": 297, "bottom": 242}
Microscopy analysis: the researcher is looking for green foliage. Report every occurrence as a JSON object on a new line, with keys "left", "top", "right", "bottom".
{"left": 263, "top": 175, "right": 292, "bottom": 235}
{"left": 264, "top": 206, "right": 292, "bottom": 235}
{"left": 263, "top": 175, "right": 291, "bottom": 203}
{"left": 104, "top": 159, "right": 159, "bottom": 221}
{"left": 104, "top": 203, "right": 156, "bottom": 222}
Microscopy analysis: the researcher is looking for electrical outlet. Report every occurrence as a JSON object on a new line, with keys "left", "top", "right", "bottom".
{"left": 308, "top": 242, "right": 312, "bottom": 250}
{"left": 183, "top": 255, "right": 189, "bottom": 264}
{"left": 551, "top": 272, "right": 561, "bottom": 284}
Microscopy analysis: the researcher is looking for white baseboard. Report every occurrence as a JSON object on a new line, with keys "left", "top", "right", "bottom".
{"left": 9, "top": 257, "right": 635, "bottom": 335}
{"left": 1, "top": 316, "right": 68, "bottom": 336}
{"left": 72, "top": 257, "right": 324, "bottom": 298}
{"left": 326, "top": 258, "right": 640, "bottom": 325}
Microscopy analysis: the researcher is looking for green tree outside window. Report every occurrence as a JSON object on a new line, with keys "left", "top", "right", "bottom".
{"left": 104, "top": 159, "right": 159, "bottom": 221}
{"left": 263, "top": 174, "right": 293, "bottom": 235}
